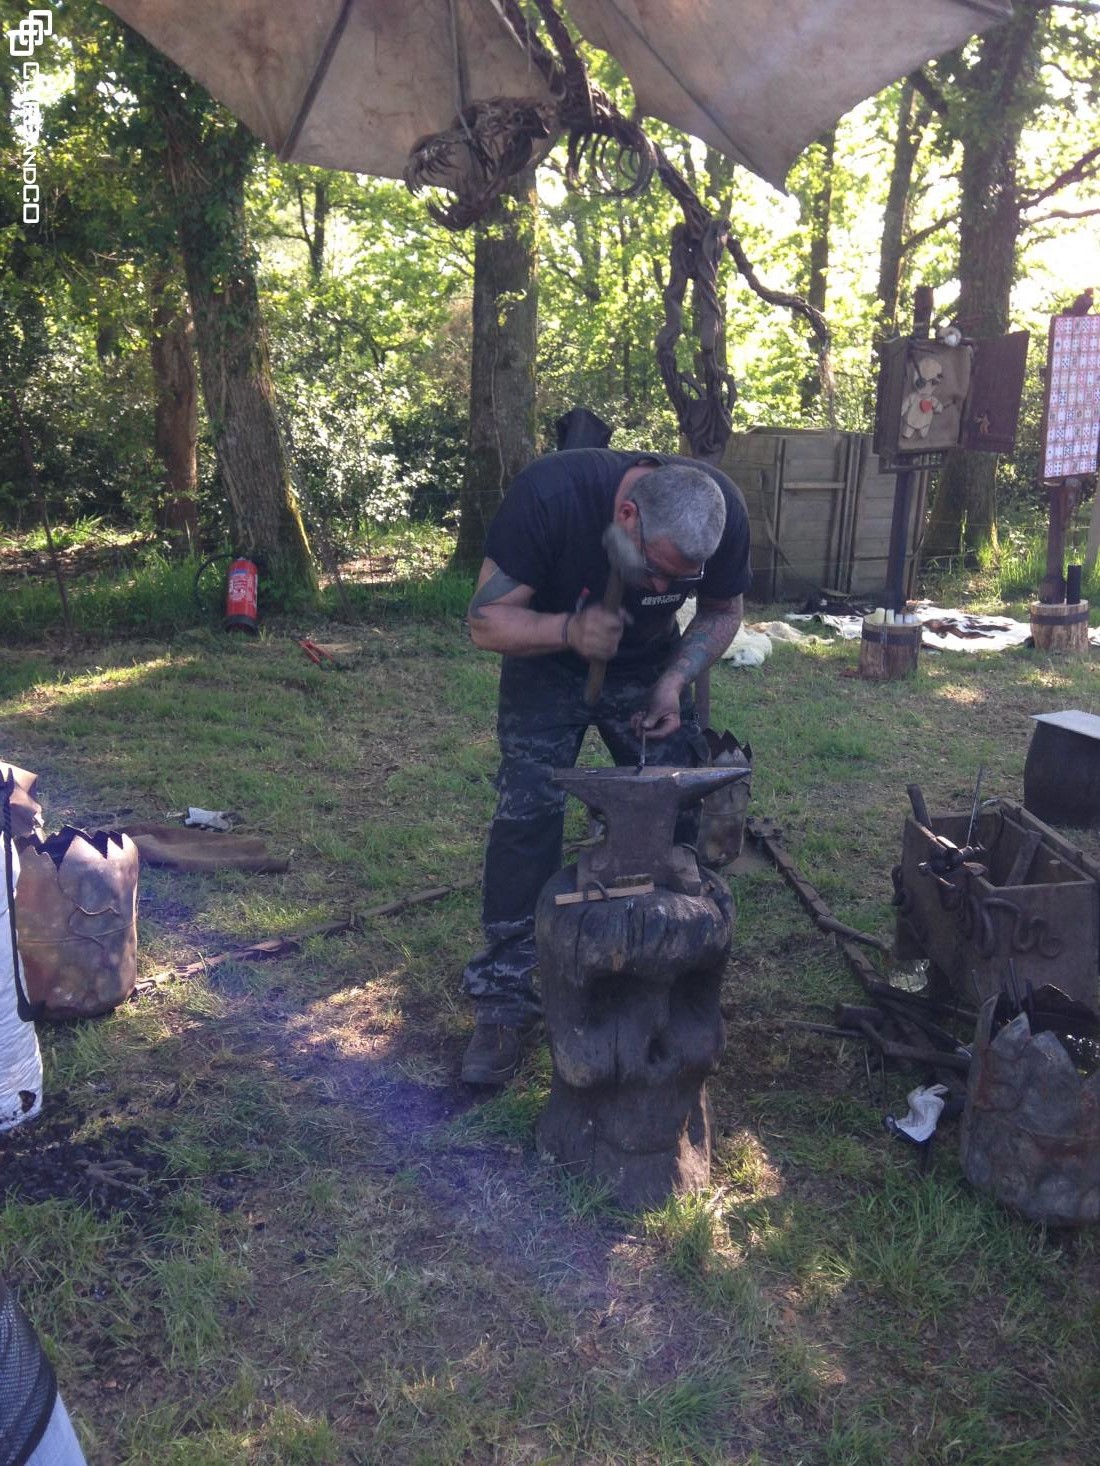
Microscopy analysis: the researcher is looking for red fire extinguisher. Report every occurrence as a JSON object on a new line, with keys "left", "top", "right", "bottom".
{"left": 224, "top": 558, "right": 259, "bottom": 634}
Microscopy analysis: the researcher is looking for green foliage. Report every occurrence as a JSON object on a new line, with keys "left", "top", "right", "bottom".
{"left": 336, "top": 562, "right": 474, "bottom": 621}
{"left": 3, "top": 0, "right": 1098, "bottom": 619}
{"left": 448, "top": 1077, "right": 546, "bottom": 1145}
{"left": 0, "top": 547, "right": 206, "bottom": 641}
{"left": 539, "top": 175, "right": 682, "bottom": 444}
{"left": 0, "top": 2, "right": 186, "bottom": 529}
{"left": 0, "top": 322, "right": 160, "bottom": 527}
{"left": 5, "top": 615, "right": 1100, "bottom": 1461}
{"left": 252, "top": 165, "right": 472, "bottom": 543}
{"left": 993, "top": 504, "right": 1100, "bottom": 604}
{"left": 0, "top": 522, "right": 469, "bottom": 642}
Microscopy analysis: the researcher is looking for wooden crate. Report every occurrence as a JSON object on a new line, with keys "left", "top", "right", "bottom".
{"left": 893, "top": 803, "right": 1100, "bottom": 1011}
{"left": 719, "top": 428, "right": 928, "bottom": 603}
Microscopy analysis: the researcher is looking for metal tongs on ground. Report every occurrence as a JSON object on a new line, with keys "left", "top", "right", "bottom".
{"left": 298, "top": 637, "right": 336, "bottom": 668}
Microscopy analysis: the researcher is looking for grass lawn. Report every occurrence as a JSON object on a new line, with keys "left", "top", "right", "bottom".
{"left": 2, "top": 586, "right": 1100, "bottom": 1464}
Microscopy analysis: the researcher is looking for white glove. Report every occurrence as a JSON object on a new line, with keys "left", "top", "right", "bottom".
{"left": 885, "top": 1083, "right": 949, "bottom": 1143}
{"left": 183, "top": 807, "right": 232, "bottom": 832}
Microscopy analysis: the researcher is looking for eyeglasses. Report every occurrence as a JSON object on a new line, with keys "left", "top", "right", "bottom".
{"left": 634, "top": 504, "right": 707, "bottom": 588}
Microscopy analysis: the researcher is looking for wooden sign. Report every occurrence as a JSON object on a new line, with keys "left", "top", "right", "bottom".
{"left": 1040, "top": 313, "right": 1100, "bottom": 481}
{"left": 874, "top": 337, "right": 963, "bottom": 473}
{"left": 876, "top": 339, "right": 971, "bottom": 455}
{"left": 876, "top": 330, "right": 1030, "bottom": 472}
{"left": 960, "top": 331, "right": 1030, "bottom": 453}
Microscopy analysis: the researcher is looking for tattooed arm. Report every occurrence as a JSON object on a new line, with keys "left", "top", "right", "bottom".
{"left": 639, "top": 595, "right": 743, "bottom": 739}
{"left": 467, "top": 558, "right": 626, "bottom": 659}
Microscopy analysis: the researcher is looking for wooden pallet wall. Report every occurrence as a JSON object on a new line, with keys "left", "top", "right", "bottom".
{"left": 720, "top": 429, "right": 928, "bottom": 602}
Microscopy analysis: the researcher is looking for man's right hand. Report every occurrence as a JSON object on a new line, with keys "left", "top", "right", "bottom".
{"left": 567, "top": 604, "right": 628, "bottom": 661}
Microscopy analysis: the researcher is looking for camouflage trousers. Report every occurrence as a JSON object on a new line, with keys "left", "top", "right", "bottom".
{"left": 462, "top": 653, "right": 709, "bottom": 1025}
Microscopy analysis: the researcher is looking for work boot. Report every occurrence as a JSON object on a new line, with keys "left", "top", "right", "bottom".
{"left": 461, "top": 1021, "right": 534, "bottom": 1086}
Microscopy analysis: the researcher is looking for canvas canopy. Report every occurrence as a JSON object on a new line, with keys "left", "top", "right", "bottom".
{"left": 102, "top": 0, "right": 1012, "bottom": 189}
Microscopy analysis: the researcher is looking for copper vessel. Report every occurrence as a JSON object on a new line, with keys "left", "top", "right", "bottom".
{"left": 15, "top": 828, "right": 139, "bottom": 1018}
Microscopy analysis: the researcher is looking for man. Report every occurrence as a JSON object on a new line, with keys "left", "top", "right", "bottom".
{"left": 462, "top": 447, "right": 751, "bottom": 1084}
{"left": 0, "top": 1277, "right": 87, "bottom": 1465}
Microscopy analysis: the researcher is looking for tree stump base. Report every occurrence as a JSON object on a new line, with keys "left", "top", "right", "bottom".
{"left": 1029, "top": 600, "right": 1089, "bottom": 657}
{"left": 535, "top": 864, "right": 733, "bottom": 1209}
{"left": 857, "top": 619, "right": 922, "bottom": 680}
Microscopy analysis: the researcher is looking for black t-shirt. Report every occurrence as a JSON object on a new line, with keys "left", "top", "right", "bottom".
{"left": 483, "top": 448, "right": 752, "bottom": 670}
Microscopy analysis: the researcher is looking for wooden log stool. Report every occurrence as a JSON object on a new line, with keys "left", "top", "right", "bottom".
{"left": 857, "top": 618, "right": 922, "bottom": 680}
{"left": 1029, "top": 600, "right": 1089, "bottom": 657}
{"left": 535, "top": 868, "right": 733, "bottom": 1208}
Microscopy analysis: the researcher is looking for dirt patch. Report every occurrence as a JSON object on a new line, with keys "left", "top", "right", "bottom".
{"left": 0, "top": 1098, "right": 176, "bottom": 1219}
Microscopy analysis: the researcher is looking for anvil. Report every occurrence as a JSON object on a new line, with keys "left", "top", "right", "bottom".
{"left": 554, "top": 766, "right": 751, "bottom": 894}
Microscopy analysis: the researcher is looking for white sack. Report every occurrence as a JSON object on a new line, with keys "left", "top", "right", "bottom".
{"left": 676, "top": 607, "right": 773, "bottom": 667}
{"left": 0, "top": 840, "right": 43, "bottom": 1132}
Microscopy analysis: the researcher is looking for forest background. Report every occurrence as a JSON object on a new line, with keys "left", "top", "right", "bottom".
{"left": 2, "top": 0, "right": 1100, "bottom": 612}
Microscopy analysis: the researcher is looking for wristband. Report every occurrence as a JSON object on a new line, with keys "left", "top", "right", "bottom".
{"left": 561, "top": 613, "right": 573, "bottom": 646}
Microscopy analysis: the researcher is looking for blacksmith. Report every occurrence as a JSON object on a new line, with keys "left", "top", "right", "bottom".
{"left": 461, "top": 448, "right": 751, "bottom": 1084}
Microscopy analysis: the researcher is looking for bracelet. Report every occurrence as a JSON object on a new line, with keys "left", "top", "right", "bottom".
{"left": 561, "top": 613, "right": 573, "bottom": 646}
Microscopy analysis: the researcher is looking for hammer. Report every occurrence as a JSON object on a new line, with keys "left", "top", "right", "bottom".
{"left": 584, "top": 523, "right": 647, "bottom": 706}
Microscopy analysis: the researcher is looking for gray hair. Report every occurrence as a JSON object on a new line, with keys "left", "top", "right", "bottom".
{"left": 629, "top": 464, "right": 726, "bottom": 563}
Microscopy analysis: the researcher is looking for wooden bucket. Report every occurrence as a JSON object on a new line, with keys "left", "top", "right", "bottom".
{"left": 1029, "top": 600, "right": 1089, "bottom": 656}
{"left": 858, "top": 619, "right": 922, "bottom": 681}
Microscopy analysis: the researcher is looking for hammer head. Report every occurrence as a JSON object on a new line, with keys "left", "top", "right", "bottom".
{"left": 603, "top": 522, "right": 648, "bottom": 586}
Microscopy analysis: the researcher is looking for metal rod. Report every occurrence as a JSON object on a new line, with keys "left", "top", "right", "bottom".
{"left": 694, "top": 668, "right": 711, "bottom": 732}
{"left": 883, "top": 286, "right": 934, "bottom": 611}
{"left": 965, "top": 764, "right": 985, "bottom": 850}
{"left": 884, "top": 470, "right": 915, "bottom": 612}
{"left": 907, "top": 783, "right": 932, "bottom": 828}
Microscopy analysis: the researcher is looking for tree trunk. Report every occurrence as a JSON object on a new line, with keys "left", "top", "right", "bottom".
{"left": 452, "top": 166, "right": 539, "bottom": 573}
{"left": 298, "top": 178, "right": 328, "bottom": 280}
{"left": 149, "top": 264, "right": 199, "bottom": 554}
{"left": 876, "top": 80, "right": 931, "bottom": 342}
{"left": 560, "top": 189, "right": 601, "bottom": 303}
{"left": 800, "top": 129, "right": 835, "bottom": 411}
{"left": 805, "top": 131, "right": 835, "bottom": 318}
{"left": 157, "top": 86, "right": 316, "bottom": 592}
{"left": 616, "top": 203, "right": 634, "bottom": 418}
{"left": 703, "top": 146, "right": 735, "bottom": 216}
{"left": 695, "top": 147, "right": 734, "bottom": 390}
{"left": 923, "top": 4, "right": 1045, "bottom": 559}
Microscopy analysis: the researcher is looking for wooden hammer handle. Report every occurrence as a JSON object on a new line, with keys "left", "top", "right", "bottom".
{"left": 584, "top": 567, "right": 624, "bottom": 706}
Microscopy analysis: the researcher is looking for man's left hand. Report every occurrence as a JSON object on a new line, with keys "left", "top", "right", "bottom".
{"left": 632, "top": 676, "right": 683, "bottom": 741}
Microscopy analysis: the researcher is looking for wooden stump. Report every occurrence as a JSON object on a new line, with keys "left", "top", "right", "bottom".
{"left": 960, "top": 996, "right": 1100, "bottom": 1226}
{"left": 857, "top": 619, "right": 922, "bottom": 681}
{"left": 1029, "top": 600, "right": 1089, "bottom": 656}
{"left": 535, "top": 866, "right": 733, "bottom": 1208}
